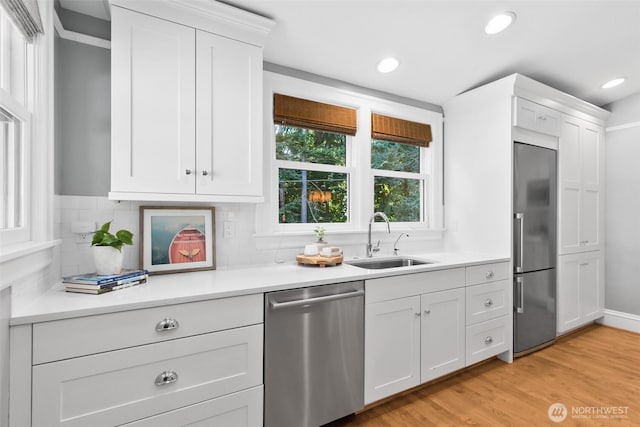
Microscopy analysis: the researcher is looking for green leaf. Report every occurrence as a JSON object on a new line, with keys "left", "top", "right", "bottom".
{"left": 100, "top": 221, "right": 111, "bottom": 233}
{"left": 116, "top": 230, "right": 133, "bottom": 245}
{"left": 91, "top": 230, "right": 105, "bottom": 246}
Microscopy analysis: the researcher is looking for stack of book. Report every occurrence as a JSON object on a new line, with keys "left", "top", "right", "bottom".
{"left": 63, "top": 269, "right": 149, "bottom": 294}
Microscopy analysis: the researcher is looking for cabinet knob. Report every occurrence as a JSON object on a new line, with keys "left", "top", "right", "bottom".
{"left": 579, "top": 262, "right": 589, "bottom": 267}
{"left": 201, "top": 170, "right": 208, "bottom": 176}
{"left": 415, "top": 312, "right": 422, "bottom": 317}
{"left": 185, "top": 169, "right": 192, "bottom": 175}
{"left": 484, "top": 336, "right": 494, "bottom": 345}
{"left": 154, "top": 370, "right": 179, "bottom": 386}
{"left": 424, "top": 309, "right": 431, "bottom": 315}
{"left": 484, "top": 298, "right": 494, "bottom": 307}
{"left": 485, "top": 271, "right": 494, "bottom": 279}
{"left": 580, "top": 240, "right": 589, "bottom": 245}
{"left": 155, "top": 317, "right": 179, "bottom": 332}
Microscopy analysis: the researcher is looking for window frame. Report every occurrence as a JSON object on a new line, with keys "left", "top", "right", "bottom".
{"left": 258, "top": 72, "right": 443, "bottom": 237}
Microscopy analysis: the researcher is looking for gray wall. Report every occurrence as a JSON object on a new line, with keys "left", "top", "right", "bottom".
{"left": 55, "top": 37, "right": 111, "bottom": 196}
{"left": 604, "top": 92, "right": 640, "bottom": 316}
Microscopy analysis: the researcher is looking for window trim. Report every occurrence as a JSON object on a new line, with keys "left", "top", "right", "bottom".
{"left": 258, "top": 71, "right": 444, "bottom": 236}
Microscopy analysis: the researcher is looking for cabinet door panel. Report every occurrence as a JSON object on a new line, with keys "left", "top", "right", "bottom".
{"left": 557, "top": 254, "right": 583, "bottom": 334}
{"left": 196, "top": 30, "right": 262, "bottom": 197}
{"left": 111, "top": 6, "right": 196, "bottom": 194}
{"left": 364, "top": 296, "right": 420, "bottom": 404}
{"left": 421, "top": 288, "right": 465, "bottom": 383}
{"left": 581, "top": 252, "right": 603, "bottom": 321}
{"left": 558, "top": 118, "right": 582, "bottom": 254}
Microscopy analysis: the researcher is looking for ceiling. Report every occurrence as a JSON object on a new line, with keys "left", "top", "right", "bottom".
{"left": 61, "top": 0, "right": 640, "bottom": 109}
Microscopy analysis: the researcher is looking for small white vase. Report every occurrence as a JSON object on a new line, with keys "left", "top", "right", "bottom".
{"left": 92, "top": 246, "right": 124, "bottom": 275}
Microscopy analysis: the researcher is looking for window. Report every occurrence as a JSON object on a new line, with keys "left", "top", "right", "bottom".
{"left": 371, "top": 113, "right": 432, "bottom": 224}
{"left": 274, "top": 94, "right": 355, "bottom": 225}
{"left": 262, "top": 73, "right": 443, "bottom": 235}
{"left": 0, "top": 4, "right": 34, "bottom": 246}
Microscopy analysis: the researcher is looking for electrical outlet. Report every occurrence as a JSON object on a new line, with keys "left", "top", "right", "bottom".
{"left": 223, "top": 221, "right": 235, "bottom": 239}
{"left": 76, "top": 233, "right": 93, "bottom": 244}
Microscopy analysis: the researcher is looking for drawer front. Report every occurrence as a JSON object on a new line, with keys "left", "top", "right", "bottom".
{"left": 513, "top": 97, "right": 561, "bottom": 137}
{"left": 465, "top": 280, "right": 511, "bottom": 325}
{"left": 32, "top": 324, "right": 263, "bottom": 427}
{"left": 33, "top": 293, "right": 263, "bottom": 364}
{"left": 465, "top": 262, "right": 510, "bottom": 286}
{"left": 121, "top": 386, "right": 263, "bottom": 427}
{"left": 465, "top": 315, "right": 512, "bottom": 366}
{"left": 366, "top": 267, "right": 465, "bottom": 304}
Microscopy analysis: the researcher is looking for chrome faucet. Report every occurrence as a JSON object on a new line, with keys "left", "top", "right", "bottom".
{"left": 367, "top": 212, "right": 390, "bottom": 257}
{"left": 393, "top": 233, "right": 409, "bottom": 256}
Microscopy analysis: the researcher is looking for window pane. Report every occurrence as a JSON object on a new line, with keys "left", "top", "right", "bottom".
{"left": 371, "top": 138, "right": 420, "bottom": 173}
{"left": 374, "top": 176, "right": 421, "bottom": 222}
{"left": 0, "top": 108, "right": 22, "bottom": 229}
{"left": 279, "top": 168, "right": 348, "bottom": 224}
{"left": 275, "top": 125, "right": 346, "bottom": 166}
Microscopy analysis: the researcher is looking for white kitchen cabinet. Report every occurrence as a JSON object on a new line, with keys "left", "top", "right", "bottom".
{"left": 557, "top": 250, "right": 604, "bottom": 334}
{"left": 364, "top": 295, "right": 421, "bottom": 404}
{"left": 420, "top": 287, "right": 465, "bottom": 383}
{"left": 109, "top": 3, "right": 272, "bottom": 202}
{"left": 513, "top": 96, "right": 562, "bottom": 137}
{"left": 558, "top": 115, "right": 604, "bottom": 255}
{"left": 28, "top": 294, "right": 264, "bottom": 427}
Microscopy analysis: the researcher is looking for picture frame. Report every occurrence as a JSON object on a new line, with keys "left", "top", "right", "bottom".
{"left": 140, "top": 206, "right": 216, "bottom": 274}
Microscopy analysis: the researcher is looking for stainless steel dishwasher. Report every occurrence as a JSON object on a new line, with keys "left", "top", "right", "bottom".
{"left": 264, "top": 281, "right": 364, "bottom": 427}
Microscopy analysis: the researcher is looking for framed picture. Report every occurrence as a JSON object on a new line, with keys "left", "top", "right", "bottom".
{"left": 140, "top": 206, "right": 216, "bottom": 274}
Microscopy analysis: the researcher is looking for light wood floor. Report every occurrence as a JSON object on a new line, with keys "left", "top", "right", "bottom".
{"left": 329, "top": 325, "right": 640, "bottom": 426}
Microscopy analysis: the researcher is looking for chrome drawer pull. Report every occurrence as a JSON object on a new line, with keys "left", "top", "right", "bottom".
{"left": 155, "top": 370, "right": 178, "bottom": 386}
{"left": 155, "top": 317, "right": 179, "bottom": 332}
{"left": 484, "top": 336, "right": 494, "bottom": 345}
{"left": 415, "top": 312, "right": 421, "bottom": 317}
{"left": 484, "top": 298, "right": 494, "bottom": 307}
{"left": 424, "top": 309, "right": 431, "bottom": 315}
{"left": 485, "top": 271, "right": 495, "bottom": 279}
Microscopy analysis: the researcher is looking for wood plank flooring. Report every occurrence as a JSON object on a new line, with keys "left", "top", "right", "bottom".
{"left": 328, "top": 325, "right": 640, "bottom": 426}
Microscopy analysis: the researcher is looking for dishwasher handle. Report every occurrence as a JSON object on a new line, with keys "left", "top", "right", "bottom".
{"left": 269, "top": 289, "right": 364, "bottom": 310}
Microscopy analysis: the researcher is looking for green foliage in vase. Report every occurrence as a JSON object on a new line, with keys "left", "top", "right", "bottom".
{"left": 91, "top": 221, "right": 133, "bottom": 251}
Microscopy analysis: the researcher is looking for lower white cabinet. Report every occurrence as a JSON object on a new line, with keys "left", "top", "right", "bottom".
{"left": 465, "top": 315, "right": 511, "bottom": 366}
{"left": 120, "top": 386, "right": 263, "bottom": 427}
{"left": 420, "top": 288, "right": 465, "bottom": 382}
{"left": 364, "top": 296, "right": 421, "bottom": 404}
{"left": 364, "top": 286, "right": 465, "bottom": 404}
{"left": 557, "top": 250, "right": 604, "bottom": 334}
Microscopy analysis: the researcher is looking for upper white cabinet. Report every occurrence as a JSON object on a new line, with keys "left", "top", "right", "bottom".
{"left": 109, "top": 1, "right": 274, "bottom": 202}
{"left": 558, "top": 115, "right": 604, "bottom": 255}
{"left": 513, "top": 97, "right": 561, "bottom": 137}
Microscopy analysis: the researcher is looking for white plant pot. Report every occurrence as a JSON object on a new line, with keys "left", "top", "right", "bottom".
{"left": 92, "top": 246, "right": 124, "bottom": 275}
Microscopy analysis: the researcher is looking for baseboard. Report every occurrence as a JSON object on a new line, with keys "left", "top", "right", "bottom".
{"left": 596, "top": 309, "right": 640, "bottom": 333}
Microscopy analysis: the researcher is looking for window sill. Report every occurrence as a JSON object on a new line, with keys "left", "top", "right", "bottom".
{"left": 0, "top": 240, "right": 61, "bottom": 291}
{"left": 254, "top": 228, "right": 444, "bottom": 250}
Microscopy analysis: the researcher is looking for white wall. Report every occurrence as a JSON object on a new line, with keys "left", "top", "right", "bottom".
{"left": 604, "top": 92, "right": 640, "bottom": 316}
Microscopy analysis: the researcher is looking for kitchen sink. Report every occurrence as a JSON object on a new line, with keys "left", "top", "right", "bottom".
{"left": 346, "top": 257, "right": 433, "bottom": 269}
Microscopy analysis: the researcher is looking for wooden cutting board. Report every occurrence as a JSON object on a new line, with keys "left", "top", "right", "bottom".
{"left": 296, "top": 254, "right": 343, "bottom": 268}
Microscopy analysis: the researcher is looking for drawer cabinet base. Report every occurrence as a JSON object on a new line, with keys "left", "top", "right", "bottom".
{"left": 465, "top": 315, "right": 512, "bottom": 366}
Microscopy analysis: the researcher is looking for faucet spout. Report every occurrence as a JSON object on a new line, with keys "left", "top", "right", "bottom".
{"left": 393, "top": 233, "right": 409, "bottom": 256}
{"left": 367, "top": 212, "right": 391, "bottom": 257}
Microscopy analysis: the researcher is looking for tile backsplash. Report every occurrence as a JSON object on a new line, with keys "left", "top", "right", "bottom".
{"left": 55, "top": 195, "right": 445, "bottom": 278}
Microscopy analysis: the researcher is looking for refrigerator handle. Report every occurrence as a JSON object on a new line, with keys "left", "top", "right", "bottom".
{"left": 515, "top": 276, "right": 524, "bottom": 314}
{"left": 514, "top": 213, "right": 524, "bottom": 273}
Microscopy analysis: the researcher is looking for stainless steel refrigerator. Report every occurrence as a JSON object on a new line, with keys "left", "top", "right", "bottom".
{"left": 513, "top": 142, "right": 557, "bottom": 356}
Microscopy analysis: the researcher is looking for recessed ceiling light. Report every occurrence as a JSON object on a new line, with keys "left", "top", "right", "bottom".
{"left": 601, "top": 78, "right": 625, "bottom": 89}
{"left": 485, "top": 12, "right": 516, "bottom": 35}
{"left": 377, "top": 57, "right": 399, "bottom": 73}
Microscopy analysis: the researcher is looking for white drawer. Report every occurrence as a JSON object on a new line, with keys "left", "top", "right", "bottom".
{"left": 465, "top": 315, "right": 512, "bottom": 366}
{"left": 121, "top": 386, "right": 263, "bottom": 427}
{"left": 513, "top": 97, "right": 561, "bottom": 137}
{"left": 32, "top": 324, "right": 263, "bottom": 427}
{"left": 366, "top": 267, "right": 465, "bottom": 303}
{"left": 465, "top": 262, "right": 510, "bottom": 286}
{"left": 33, "top": 293, "right": 263, "bottom": 364}
{"left": 465, "top": 280, "right": 511, "bottom": 325}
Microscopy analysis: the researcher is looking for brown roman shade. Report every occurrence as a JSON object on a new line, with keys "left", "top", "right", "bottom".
{"left": 274, "top": 94, "right": 357, "bottom": 136}
{"left": 371, "top": 113, "right": 432, "bottom": 147}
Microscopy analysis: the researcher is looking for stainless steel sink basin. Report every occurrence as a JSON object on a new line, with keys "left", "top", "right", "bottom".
{"left": 346, "top": 257, "right": 433, "bottom": 269}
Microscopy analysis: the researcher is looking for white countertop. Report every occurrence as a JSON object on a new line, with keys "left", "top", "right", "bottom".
{"left": 11, "top": 252, "right": 509, "bottom": 325}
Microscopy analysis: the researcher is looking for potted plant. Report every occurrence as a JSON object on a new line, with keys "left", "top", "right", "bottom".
{"left": 91, "top": 221, "right": 134, "bottom": 275}
{"left": 313, "top": 226, "right": 328, "bottom": 250}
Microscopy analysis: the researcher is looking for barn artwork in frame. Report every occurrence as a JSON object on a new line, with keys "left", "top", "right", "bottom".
{"left": 140, "top": 206, "right": 216, "bottom": 274}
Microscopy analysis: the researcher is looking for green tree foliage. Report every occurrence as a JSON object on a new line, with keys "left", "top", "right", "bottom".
{"left": 276, "top": 126, "right": 347, "bottom": 223}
